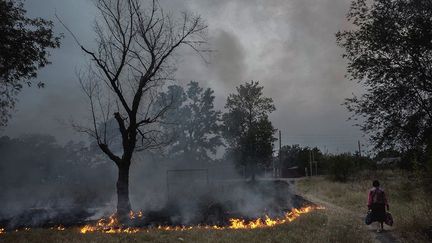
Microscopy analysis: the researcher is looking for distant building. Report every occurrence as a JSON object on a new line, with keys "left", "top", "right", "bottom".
{"left": 376, "top": 157, "right": 401, "bottom": 167}
{"left": 281, "top": 166, "right": 303, "bottom": 178}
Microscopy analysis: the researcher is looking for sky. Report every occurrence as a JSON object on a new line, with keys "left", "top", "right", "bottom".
{"left": 1, "top": 0, "right": 368, "bottom": 154}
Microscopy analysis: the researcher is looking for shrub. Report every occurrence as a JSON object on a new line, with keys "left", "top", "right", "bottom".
{"left": 326, "top": 154, "right": 355, "bottom": 182}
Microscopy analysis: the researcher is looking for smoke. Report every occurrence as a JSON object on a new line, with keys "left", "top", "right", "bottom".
{"left": 167, "top": 0, "right": 365, "bottom": 152}
{"left": 0, "top": 135, "right": 117, "bottom": 228}
{"left": 1, "top": 0, "right": 360, "bottom": 229}
{"left": 2, "top": 0, "right": 366, "bottom": 153}
{"left": 127, "top": 152, "right": 299, "bottom": 225}
{"left": 210, "top": 30, "right": 246, "bottom": 88}
{"left": 0, "top": 134, "right": 302, "bottom": 228}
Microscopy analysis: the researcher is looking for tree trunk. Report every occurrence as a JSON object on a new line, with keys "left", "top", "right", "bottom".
{"left": 116, "top": 162, "right": 131, "bottom": 222}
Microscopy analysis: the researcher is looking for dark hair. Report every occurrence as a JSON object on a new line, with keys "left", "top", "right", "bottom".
{"left": 373, "top": 180, "right": 380, "bottom": 187}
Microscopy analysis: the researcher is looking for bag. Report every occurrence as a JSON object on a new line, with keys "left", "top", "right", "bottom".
{"left": 372, "top": 189, "right": 385, "bottom": 204}
{"left": 365, "top": 210, "right": 373, "bottom": 225}
{"left": 385, "top": 212, "right": 393, "bottom": 226}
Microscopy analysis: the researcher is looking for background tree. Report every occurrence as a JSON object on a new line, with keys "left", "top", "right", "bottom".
{"left": 324, "top": 154, "right": 355, "bottom": 182}
{"left": 280, "top": 145, "right": 323, "bottom": 175}
{"left": 0, "top": 0, "right": 61, "bottom": 126}
{"left": 336, "top": 0, "right": 432, "bottom": 159}
{"left": 222, "top": 81, "right": 276, "bottom": 180}
{"left": 71, "top": 0, "right": 207, "bottom": 220}
{"left": 374, "top": 149, "right": 401, "bottom": 161}
{"left": 157, "top": 81, "right": 222, "bottom": 164}
{"left": 0, "top": 135, "right": 115, "bottom": 216}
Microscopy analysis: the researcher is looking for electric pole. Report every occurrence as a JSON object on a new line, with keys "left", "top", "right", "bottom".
{"left": 279, "top": 130, "right": 282, "bottom": 178}
{"left": 312, "top": 149, "right": 318, "bottom": 176}
{"left": 309, "top": 150, "right": 312, "bottom": 177}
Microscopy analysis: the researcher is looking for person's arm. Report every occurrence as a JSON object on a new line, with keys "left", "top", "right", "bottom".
{"left": 367, "top": 190, "right": 372, "bottom": 210}
{"left": 383, "top": 191, "right": 389, "bottom": 210}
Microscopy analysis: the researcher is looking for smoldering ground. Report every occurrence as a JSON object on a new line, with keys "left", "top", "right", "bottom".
{"left": 0, "top": 135, "right": 307, "bottom": 230}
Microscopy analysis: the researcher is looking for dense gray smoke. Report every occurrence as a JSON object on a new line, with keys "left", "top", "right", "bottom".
{"left": 4, "top": 0, "right": 366, "bottom": 153}
{"left": 0, "top": 133, "right": 301, "bottom": 229}
{"left": 1, "top": 0, "right": 354, "bottom": 229}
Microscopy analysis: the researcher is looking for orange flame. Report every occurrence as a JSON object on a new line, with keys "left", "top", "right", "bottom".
{"left": 79, "top": 206, "right": 324, "bottom": 234}
{"left": 227, "top": 206, "right": 324, "bottom": 229}
{"left": 80, "top": 210, "right": 144, "bottom": 234}
{"left": 0, "top": 206, "right": 325, "bottom": 235}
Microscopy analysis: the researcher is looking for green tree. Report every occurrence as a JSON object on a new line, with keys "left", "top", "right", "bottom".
{"left": 325, "top": 154, "right": 355, "bottom": 182}
{"left": 158, "top": 81, "right": 223, "bottom": 163}
{"left": 280, "top": 145, "right": 323, "bottom": 175}
{"left": 336, "top": 0, "right": 432, "bottom": 153}
{"left": 0, "top": 0, "right": 61, "bottom": 126}
{"left": 280, "top": 145, "right": 300, "bottom": 166}
{"left": 374, "top": 149, "right": 401, "bottom": 161}
{"left": 222, "top": 81, "right": 276, "bottom": 180}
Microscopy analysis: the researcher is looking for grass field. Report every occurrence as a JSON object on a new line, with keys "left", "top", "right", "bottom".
{"left": 0, "top": 208, "right": 373, "bottom": 243}
{"left": 5, "top": 170, "right": 428, "bottom": 243}
{"left": 296, "top": 170, "right": 432, "bottom": 242}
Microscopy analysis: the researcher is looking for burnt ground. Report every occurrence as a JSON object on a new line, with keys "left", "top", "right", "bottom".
{"left": 0, "top": 179, "right": 314, "bottom": 231}
{"left": 0, "top": 207, "right": 93, "bottom": 231}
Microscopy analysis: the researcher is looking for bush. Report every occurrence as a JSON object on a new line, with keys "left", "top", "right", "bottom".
{"left": 326, "top": 154, "right": 355, "bottom": 182}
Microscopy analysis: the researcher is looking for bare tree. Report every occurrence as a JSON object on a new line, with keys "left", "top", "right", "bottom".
{"left": 65, "top": 0, "right": 207, "bottom": 220}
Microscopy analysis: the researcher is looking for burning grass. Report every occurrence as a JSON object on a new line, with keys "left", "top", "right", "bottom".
{"left": 0, "top": 210, "right": 375, "bottom": 243}
{"left": 79, "top": 206, "right": 324, "bottom": 234}
{"left": 0, "top": 206, "right": 324, "bottom": 236}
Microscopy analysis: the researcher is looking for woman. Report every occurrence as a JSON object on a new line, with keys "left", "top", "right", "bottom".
{"left": 367, "top": 180, "right": 389, "bottom": 232}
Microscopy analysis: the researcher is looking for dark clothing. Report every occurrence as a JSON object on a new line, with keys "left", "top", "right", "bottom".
{"left": 367, "top": 187, "right": 389, "bottom": 223}
{"left": 370, "top": 203, "right": 386, "bottom": 222}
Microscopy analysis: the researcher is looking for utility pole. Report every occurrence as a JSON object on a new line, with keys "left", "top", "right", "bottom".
{"left": 312, "top": 149, "right": 317, "bottom": 176}
{"left": 279, "top": 130, "right": 282, "bottom": 178}
{"left": 272, "top": 144, "right": 275, "bottom": 178}
{"left": 309, "top": 150, "right": 312, "bottom": 177}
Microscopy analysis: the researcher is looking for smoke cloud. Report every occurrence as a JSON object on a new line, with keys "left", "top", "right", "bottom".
{"left": 0, "top": 0, "right": 365, "bottom": 229}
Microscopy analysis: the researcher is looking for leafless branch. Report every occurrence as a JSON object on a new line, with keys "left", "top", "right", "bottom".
{"left": 62, "top": 0, "right": 207, "bottom": 166}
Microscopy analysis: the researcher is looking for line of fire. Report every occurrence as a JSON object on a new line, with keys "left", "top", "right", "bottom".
{"left": 0, "top": 163, "right": 324, "bottom": 234}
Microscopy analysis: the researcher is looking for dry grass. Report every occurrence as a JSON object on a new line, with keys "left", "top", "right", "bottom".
{"left": 0, "top": 210, "right": 372, "bottom": 243}
{"left": 296, "top": 170, "right": 432, "bottom": 242}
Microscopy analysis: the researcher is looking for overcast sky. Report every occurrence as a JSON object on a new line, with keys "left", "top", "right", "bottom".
{"left": 1, "top": 0, "right": 367, "bottom": 153}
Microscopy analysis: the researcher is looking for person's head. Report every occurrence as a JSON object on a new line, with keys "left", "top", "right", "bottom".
{"left": 373, "top": 180, "right": 380, "bottom": 187}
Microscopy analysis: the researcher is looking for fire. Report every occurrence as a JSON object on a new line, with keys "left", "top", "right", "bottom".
{"left": 79, "top": 206, "right": 324, "bottom": 234}
{"left": 80, "top": 211, "right": 144, "bottom": 234}
{"left": 0, "top": 206, "right": 324, "bottom": 235}
{"left": 0, "top": 207, "right": 324, "bottom": 235}
{"left": 227, "top": 206, "right": 323, "bottom": 229}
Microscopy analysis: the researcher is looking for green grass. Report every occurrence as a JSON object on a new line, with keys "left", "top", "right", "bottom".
{"left": 0, "top": 210, "right": 372, "bottom": 243}
{"left": 297, "top": 170, "right": 432, "bottom": 242}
